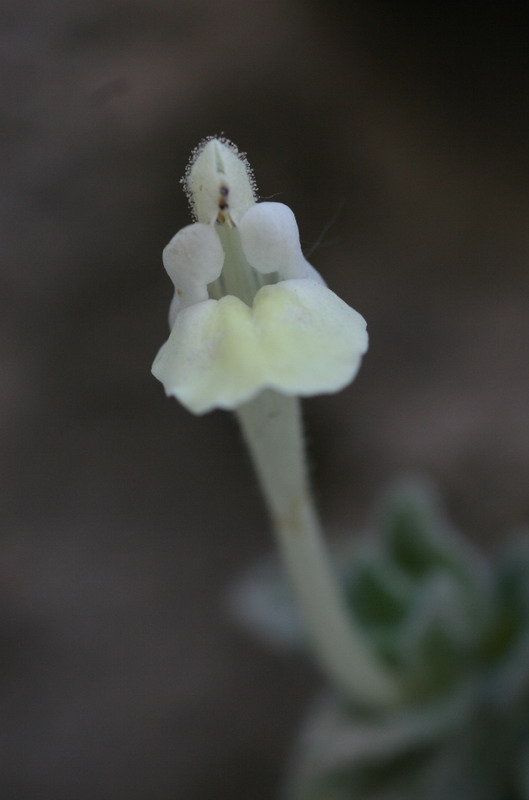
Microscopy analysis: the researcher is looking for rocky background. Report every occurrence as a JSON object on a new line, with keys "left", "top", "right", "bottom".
{"left": 2, "top": 1, "right": 528, "bottom": 797}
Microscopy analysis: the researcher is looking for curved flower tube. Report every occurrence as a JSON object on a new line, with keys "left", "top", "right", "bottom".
{"left": 151, "top": 137, "right": 368, "bottom": 415}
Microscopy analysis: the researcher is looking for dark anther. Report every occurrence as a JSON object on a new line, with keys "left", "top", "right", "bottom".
{"left": 219, "top": 185, "right": 229, "bottom": 197}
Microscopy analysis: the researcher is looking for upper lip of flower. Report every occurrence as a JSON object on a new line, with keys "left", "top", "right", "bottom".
{"left": 152, "top": 137, "right": 369, "bottom": 414}
{"left": 184, "top": 137, "right": 257, "bottom": 227}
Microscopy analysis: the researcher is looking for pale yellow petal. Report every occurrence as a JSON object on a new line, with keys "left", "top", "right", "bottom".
{"left": 152, "top": 280, "right": 368, "bottom": 414}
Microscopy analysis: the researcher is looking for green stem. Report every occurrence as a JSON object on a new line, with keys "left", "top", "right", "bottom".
{"left": 236, "top": 390, "right": 399, "bottom": 710}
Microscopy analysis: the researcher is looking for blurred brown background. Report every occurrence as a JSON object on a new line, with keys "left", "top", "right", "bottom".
{"left": 1, "top": 1, "right": 529, "bottom": 797}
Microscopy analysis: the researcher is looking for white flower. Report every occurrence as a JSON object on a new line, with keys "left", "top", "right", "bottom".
{"left": 152, "top": 137, "right": 368, "bottom": 414}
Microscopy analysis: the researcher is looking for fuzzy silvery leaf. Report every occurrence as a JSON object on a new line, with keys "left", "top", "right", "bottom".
{"left": 231, "top": 480, "right": 529, "bottom": 800}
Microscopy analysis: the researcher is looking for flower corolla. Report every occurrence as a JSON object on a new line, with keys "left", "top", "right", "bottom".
{"left": 152, "top": 137, "right": 368, "bottom": 414}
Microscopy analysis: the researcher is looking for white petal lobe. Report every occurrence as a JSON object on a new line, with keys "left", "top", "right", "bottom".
{"left": 239, "top": 202, "right": 325, "bottom": 283}
{"left": 162, "top": 223, "right": 224, "bottom": 325}
{"left": 152, "top": 279, "right": 368, "bottom": 414}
